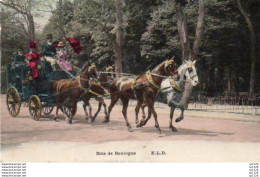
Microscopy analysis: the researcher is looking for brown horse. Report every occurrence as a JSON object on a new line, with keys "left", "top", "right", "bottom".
{"left": 105, "top": 57, "right": 178, "bottom": 133}
{"left": 52, "top": 63, "right": 98, "bottom": 124}
{"left": 83, "top": 66, "right": 114, "bottom": 122}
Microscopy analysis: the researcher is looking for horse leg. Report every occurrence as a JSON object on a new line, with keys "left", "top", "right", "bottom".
{"left": 60, "top": 106, "right": 68, "bottom": 121}
{"left": 53, "top": 105, "right": 60, "bottom": 120}
{"left": 141, "top": 104, "right": 146, "bottom": 120}
{"left": 104, "top": 93, "right": 119, "bottom": 123}
{"left": 135, "top": 101, "right": 142, "bottom": 125}
{"left": 169, "top": 107, "right": 178, "bottom": 132}
{"left": 67, "top": 101, "right": 77, "bottom": 124}
{"left": 145, "top": 92, "right": 161, "bottom": 134}
{"left": 175, "top": 108, "right": 184, "bottom": 123}
{"left": 88, "top": 103, "right": 92, "bottom": 120}
{"left": 121, "top": 98, "right": 133, "bottom": 132}
{"left": 83, "top": 103, "right": 89, "bottom": 120}
{"left": 92, "top": 100, "right": 104, "bottom": 123}
{"left": 103, "top": 102, "right": 108, "bottom": 119}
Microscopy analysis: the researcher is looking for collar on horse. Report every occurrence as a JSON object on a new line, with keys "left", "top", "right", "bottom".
{"left": 169, "top": 76, "right": 184, "bottom": 92}
{"left": 131, "top": 70, "right": 161, "bottom": 91}
{"left": 146, "top": 70, "right": 160, "bottom": 91}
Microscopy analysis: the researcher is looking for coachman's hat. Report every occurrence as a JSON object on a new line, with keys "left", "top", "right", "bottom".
{"left": 47, "top": 34, "right": 53, "bottom": 39}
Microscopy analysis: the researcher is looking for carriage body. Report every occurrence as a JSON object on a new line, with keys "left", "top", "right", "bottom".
{"left": 6, "top": 61, "right": 74, "bottom": 119}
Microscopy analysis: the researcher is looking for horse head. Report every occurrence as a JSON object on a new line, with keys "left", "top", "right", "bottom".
{"left": 105, "top": 65, "right": 115, "bottom": 79}
{"left": 80, "top": 63, "right": 98, "bottom": 81}
{"left": 105, "top": 65, "right": 114, "bottom": 72}
{"left": 179, "top": 60, "right": 199, "bottom": 86}
{"left": 164, "top": 57, "right": 178, "bottom": 76}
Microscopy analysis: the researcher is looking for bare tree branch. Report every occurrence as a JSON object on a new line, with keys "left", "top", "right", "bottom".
{"left": 191, "top": 0, "right": 205, "bottom": 61}
{"left": 175, "top": 4, "right": 191, "bottom": 62}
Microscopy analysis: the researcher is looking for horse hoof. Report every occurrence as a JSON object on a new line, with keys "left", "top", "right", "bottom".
{"left": 155, "top": 127, "right": 161, "bottom": 134}
{"left": 128, "top": 127, "right": 134, "bottom": 132}
{"left": 53, "top": 116, "right": 57, "bottom": 120}
{"left": 175, "top": 117, "right": 183, "bottom": 123}
{"left": 171, "top": 127, "right": 178, "bottom": 132}
{"left": 140, "top": 120, "right": 146, "bottom": 126}
{"left": 135, "top": 120, "right": 139, "bottom": 125}
{"left": 66, "top": 119, "right": 72, "bottom": 124}
{"left": 103, "top": 119, "right": 109, "bottom": 123}
{"left": 91, "top": 119, "right": 95, "bottom": 123}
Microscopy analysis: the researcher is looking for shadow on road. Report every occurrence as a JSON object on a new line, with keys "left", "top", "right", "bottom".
{"left": 136, "top": 127, "right": 234, "bottom": 137}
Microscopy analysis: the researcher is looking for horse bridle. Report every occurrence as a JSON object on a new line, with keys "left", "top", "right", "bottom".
{"left": 185, "top": 65, "right": 198, "bottom": 82}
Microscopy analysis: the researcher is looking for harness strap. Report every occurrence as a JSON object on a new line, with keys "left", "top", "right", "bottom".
{"left": 170, "top": 76, "right": 184, "bottom": 92}
{"left": 146, "top": 70, "right": 160, "bottom": 91}
{"left": 67, "top": 79, "right": 73, "bottom": 91}
{"left": 88, "top": 90, "right": 102, "bottom": 97}
{"left": 131, "top": 75, "right": 140, "bottom": 89}
{"left": 77, "top": 77, "right": 85, "bottom": 91}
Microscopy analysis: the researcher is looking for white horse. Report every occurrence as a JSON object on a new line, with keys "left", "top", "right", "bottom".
{"left": 139, "top": 60, "right": 199, "bottom": 132}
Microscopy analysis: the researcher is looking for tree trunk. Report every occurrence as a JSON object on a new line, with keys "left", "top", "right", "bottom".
{"left": 27, "top": 14, "right": 35, "bottom": 41}
{"left": 114, "top": 0, "right": 123, "bottom": 74}
{"left": 191, "top": 0, "right": 205, "bottom": 61}
{"left": 175, "top": 4, "right": 191, "bottom": 62}
{"left": 175, "top": 1, "right": 205, "bottom": 103}
{"left": 237, "top": 0, "right": 256, "bottom": 95}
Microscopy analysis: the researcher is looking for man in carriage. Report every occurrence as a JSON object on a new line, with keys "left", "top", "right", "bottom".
{"left": 42, "top": 34, "right": 57, "bottom": 69}
{"left": 12, "top": 49, "right": 26, "bottom": 67}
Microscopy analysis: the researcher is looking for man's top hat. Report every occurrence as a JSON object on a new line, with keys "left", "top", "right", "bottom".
{"left": 47, "top": 34, "right": 53, "bottom": 39}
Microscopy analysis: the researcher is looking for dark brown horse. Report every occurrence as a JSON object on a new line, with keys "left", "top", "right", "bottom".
{"left": 83, "top": 66, "right": 114, "bottom": 122}
{"left": 52, "top": 63, "right": 98, "bottom": 124}
{"left": 104, "top": 57, "right": 178, "bottom": 133}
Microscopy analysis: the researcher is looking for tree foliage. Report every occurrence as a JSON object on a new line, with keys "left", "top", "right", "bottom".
{"left": 1, "top": 0, "right": 260, "bottom": 95}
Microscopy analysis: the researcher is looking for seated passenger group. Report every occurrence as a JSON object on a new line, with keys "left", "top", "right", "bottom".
{"left": 13, "top": 34, "right": 73, "bottom": 79}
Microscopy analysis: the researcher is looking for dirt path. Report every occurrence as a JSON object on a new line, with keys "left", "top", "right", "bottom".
{"left": 1, "top": 97, "right": 260, "bottom": 144}
{"left": 2, "top": 96, "right": 260, "bottom": 162}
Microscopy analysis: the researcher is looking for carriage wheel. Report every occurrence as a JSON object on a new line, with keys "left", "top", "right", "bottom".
{"left": 63, "top": 106, "right": 73, "bottom": 118}
{"left": 29, "top": 95, "right": 42, "bottom": 120}
{"left": 6, "top": 87, "right": 21, "bottom": 117}
{"left": 43, "top": 106, "right": 54, "bottom": 115}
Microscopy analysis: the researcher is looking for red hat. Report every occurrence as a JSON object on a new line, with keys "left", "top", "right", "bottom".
{"left": 28, "top": 41, "right": 37, "bottom": 48}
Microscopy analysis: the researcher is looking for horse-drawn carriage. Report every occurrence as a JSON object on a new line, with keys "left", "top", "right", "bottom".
{"left": 6, "top": 61, "right": 75, "bottom": 120}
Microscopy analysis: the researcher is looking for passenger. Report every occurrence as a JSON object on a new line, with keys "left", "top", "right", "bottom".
{"left": 57, "top": 41, "right": 72, "bottom": 71}
{"left": 13, "top": 49, "right": 26, "bottom": 67}
{"left": 26, "top": 41, "right": 40, "bottom": 79}
{"left": 42, "top": 34, "right": 57, "bottom": 69}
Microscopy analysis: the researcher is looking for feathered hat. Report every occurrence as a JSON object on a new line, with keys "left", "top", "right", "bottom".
{"left": 28, "top": 41, "right": 37, "bottom": 49}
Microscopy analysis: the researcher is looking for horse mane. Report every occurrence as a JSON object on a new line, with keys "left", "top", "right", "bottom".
{"left": 81, "top": 63, "right": 90, "bottom": 72}
{"left": 151, "top": 60, "right": 166, "bottom": 72}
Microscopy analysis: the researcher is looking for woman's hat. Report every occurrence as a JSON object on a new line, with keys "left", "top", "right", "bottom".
{"left": 28, "top": 41, "right": 37, "bottom": 48}
{"left": 58, "top": 41, "right": 65, "bottom": 47}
